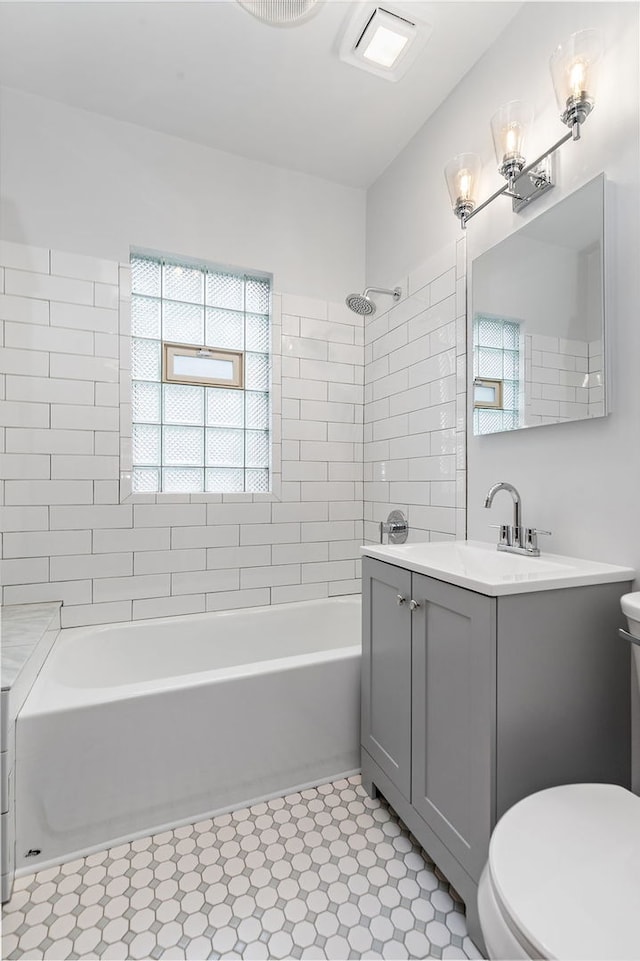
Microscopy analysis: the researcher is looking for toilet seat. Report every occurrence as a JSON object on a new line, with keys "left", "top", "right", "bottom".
{"left": 482, "top": 783, "right": 640, "bottom": 960}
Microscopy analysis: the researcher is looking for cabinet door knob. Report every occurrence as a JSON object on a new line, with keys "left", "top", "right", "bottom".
{"left": 410, "top": 599, "right": 421, "bottom": 611}
{"left": 396, "top": 594, "right": 407, "bottom": 605}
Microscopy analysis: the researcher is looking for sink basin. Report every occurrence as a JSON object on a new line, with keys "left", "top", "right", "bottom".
{"left": 361, "top": 540, "right": 635, "bottom": 596}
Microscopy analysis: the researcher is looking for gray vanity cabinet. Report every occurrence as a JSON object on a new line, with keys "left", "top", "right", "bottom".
{"left": 362, "top": 561, "right": 496, "bottom": 879}
{"left": 361, "top": 561, "right": 412, "bottom": 799}
{"left": 361, "top": 555, "right": 631, "bottom": 947}
{"left": 410, "top": 574, "right": 495, "bottom": 881}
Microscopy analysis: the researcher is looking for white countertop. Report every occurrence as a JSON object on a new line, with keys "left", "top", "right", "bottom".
{"left": 361, "top": 540, "right": 635, "bottom": 596}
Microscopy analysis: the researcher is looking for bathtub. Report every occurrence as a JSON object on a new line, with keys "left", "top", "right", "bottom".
{"left": 15, "top": 595, "right": 361, "bottom": 872}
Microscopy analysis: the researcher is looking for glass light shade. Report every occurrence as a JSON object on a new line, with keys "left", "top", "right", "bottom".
{"left": 550, "top": 29, "right": 603, "bottom": 125}
{"left": 444, "top": 153, "right": 481, "bottom": 219}
{"left": 490, "top": 101, "right": 533, "bottom": 181}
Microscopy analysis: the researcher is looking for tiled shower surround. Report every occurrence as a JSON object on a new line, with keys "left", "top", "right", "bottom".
{"left": 0, "top": 238, "right": 467, "bottom": 626}
{"left": 364, "top": 241, "right": 467, "bottom": 545}
{"left": 2, "top": 776, "right": 481, "bottom": 961}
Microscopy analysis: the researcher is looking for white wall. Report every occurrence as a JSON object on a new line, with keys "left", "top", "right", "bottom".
{"left": 473, "top": 235, "right": 580, "bottom": 338}
{"left": 366, "top": 0, "right": 640, "bottom": 787}
{"left": 0, "top": 87, "right": 365, "bottom": 302}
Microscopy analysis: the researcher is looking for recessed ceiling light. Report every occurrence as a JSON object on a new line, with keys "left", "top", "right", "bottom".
{"left": 338, "top": 4, "right": 432, "bottom": 82}
{"left": 362, "top": 23, "right": 409, "bottom": 68}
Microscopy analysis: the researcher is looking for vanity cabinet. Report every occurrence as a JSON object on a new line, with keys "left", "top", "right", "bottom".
{"left": 361, "top": 563, "right": 412, "bottom": 797}
{"left": 410, "top": 576, "right": 494, "bottom": 882}
{"left": 362, "top": 563, "right": 495, "bottom": 880}
{"left": 361, "top": 555, "right": 631, "bottom": 944}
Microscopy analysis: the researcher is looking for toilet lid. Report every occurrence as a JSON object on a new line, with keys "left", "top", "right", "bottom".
{"left": 489, "top": 783, "right": 640, "bottom": 961}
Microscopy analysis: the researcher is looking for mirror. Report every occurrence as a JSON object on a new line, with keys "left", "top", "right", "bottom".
{"left": 471, "top": 174, "right": 605, "bottom": 435}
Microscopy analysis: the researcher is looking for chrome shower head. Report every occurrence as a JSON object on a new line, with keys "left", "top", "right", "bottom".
{"left": 345, "top": 286, "right": 401, "bottom": 316}
{"left": 345, "top": 292, "right": 376, "bottom": 316}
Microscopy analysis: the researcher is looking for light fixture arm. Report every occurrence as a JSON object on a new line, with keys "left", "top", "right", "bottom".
{"left": 460, "top": 126, "right": 576, "bottom": 228}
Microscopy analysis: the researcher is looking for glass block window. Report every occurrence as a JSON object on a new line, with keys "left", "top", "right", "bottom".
{"left": 473, "top": 315, "right": 521, "bottom": 434}
{"left": 131, "top": 254, "right": 271, "bottom": 493}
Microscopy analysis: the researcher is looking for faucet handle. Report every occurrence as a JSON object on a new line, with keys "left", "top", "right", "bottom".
{"left": 523, "top": 527, "right": 551, "bottom": 552}
{"left": 489, "top": 524, "right": 512, "bottom": 547}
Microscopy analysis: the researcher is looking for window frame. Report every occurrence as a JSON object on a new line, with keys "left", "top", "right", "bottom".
{"left": 120, "top": 250, "right": 282, "bottom": 504}
{"left": 473, "top": 377, "right": 503, "bottom": 410}
{"left": 162, "top": 342, "right": 245, "bottom": 390}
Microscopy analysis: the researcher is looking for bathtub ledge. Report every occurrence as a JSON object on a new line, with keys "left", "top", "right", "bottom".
{"left": 2, "top": 602, "right": 61, "bottom": 691}
{"left": 1, "top": 601, "right": 61, "bottom": 903}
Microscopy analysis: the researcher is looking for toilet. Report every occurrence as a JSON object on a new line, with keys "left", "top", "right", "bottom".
{"left": 478, "top": 592, "right": 640, "bottom": 961}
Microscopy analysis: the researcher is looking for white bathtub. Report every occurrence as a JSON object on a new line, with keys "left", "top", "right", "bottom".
{"left": 15, "top": 596, "right": 361, "bottom": 871}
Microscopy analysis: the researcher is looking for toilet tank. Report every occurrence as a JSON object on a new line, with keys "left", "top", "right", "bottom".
{"left": 621, "top": 593, "right": 640, "bottom": 688}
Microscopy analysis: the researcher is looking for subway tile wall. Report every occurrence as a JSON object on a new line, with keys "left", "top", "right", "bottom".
{"left": 363, "top": 240, "right": 467, "bottom": 545}
{"left": 0, "top": 239, "right": 468, "bottom": 626}
{"left": 0, "top": 241, "right": 364, "bottom": 627}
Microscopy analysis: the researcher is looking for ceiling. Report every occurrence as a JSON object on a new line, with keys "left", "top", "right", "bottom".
{"left": 0, "top": 1, "right": 522, "bottom": 188}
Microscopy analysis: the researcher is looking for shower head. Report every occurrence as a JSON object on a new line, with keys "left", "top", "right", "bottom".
{"left": 345, "top": 286, "right": 401, "bottom": 316}
{"left": 345, "top": 292, "right": 376, "bottom": 316}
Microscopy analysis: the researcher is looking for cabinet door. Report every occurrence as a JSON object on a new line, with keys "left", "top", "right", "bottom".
{"left": 362, "top": 558, "right": 413, "bottom": 800}
{"left": 411, "top": 574, "right": 495, "bottom": 881}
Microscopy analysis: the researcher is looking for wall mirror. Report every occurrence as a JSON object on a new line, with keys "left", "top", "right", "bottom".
{"left": 470, "top": 174, "right": 605, "bottom": 435}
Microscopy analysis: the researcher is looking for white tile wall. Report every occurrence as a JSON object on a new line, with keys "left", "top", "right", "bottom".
{"left": 364, "top": 241, "right": 467, "bottom": 545}
{"left": 1, "top": 240, "right": 469, "bottom": 624}
{"left": 0, "top": 242, "right": 364, "bottom": 627}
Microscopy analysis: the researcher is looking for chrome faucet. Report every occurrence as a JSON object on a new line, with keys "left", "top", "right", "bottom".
{"left": 484, "top": 481, "right": 551, "bottom": 556}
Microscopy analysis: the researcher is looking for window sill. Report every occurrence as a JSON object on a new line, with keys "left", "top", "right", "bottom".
{"left": 119, "top": 472, "right": 279, "bottom": 504}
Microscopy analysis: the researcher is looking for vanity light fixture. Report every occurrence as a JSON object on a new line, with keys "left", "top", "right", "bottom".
{"left": 490, "top": 100, "right": 533, "bottom": 186}
{"left": 444, "top": 153, "right": 481, "bottom": 223}
{"left": 445, "top": 28, "right": 603, "bottom": 228}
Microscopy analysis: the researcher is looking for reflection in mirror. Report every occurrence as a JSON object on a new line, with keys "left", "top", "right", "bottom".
{"left": 471, "top": 174, "right": 605, "bottom": 435}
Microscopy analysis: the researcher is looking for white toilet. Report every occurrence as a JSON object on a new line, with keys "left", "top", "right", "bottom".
{"left": 478, "top": 592, "right": 640, "bottom": 961}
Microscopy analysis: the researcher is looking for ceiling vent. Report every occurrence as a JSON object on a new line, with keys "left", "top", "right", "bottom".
{"left": 236, "top": 0, "right": 321, "bottom": 28}
{"left": 338, "top": 3, "right": 432, "bottom": 81}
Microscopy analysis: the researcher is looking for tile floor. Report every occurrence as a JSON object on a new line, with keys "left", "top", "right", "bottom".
{"left": 2, "top": 775, "right": 483, "bottom": 961}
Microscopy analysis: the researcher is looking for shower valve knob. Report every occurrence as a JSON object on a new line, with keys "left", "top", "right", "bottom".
{"left": 379, "top": 510, "right": 408, "bottom": 545}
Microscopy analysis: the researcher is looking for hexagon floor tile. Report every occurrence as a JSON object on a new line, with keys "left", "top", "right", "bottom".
{"left": 2, "top": 775, "right": 484, "bottom": 960}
